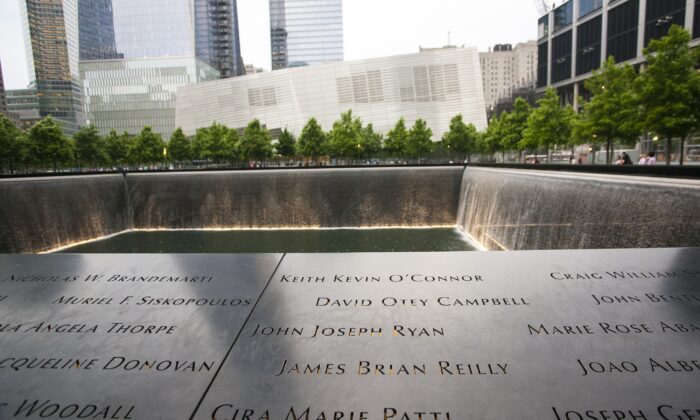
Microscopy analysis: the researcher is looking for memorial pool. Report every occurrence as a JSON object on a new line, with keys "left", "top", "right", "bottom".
{"left": 57, "top": 228, "right": 478, "bottom": 253}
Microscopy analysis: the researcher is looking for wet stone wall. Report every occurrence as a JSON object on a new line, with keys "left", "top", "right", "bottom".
{"left": 457, "top": 167, "right": 700, "bottom": 250}
{"left": 0, "top": 175, "right": 128, "bottom": 253}
{"left": 126, "top": 168, "right": 465, "bottom": 229}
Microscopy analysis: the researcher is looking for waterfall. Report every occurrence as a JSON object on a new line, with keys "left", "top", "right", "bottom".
{"left": 457, "top": 167, "right": 700, "bottom": 250}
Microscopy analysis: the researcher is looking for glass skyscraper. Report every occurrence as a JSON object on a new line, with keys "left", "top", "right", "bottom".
{"left": 103, "top": 0, "right": 243, "bottom": 77}
{"left": 81, "top": 57, "right": 219, "bottom": 138}
{"left": 77, "top": 0, "right": 247, "bottom": 137}
{"left": 20, "top": 0, "right": 84, "bottom": 134}
{"left": 78, "top": 0, "right": 121, "bottom": 60}
{"left": 270, "top": 0, "right": 344, "bottom": 70}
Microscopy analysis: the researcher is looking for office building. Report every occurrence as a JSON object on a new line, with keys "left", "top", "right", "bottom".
{"left": 6, "top": 88, "right": 42, "bottom": 130}
{"left": 0, "top": 59, "right": 7, "bottom": 115}
{"left": 78, "top": 0, "right": 121, "bottom": 60}
{"left": 20, "top": 0, "right": 84, "bottom": 134}
{"left": 270, "top": 0, "right": 343, "bottom": 70}
{"left": 79, "top": 0, "right": 248, "bottom": 137}
{"left": 81, "top": 57, "right": 219, "bottom": 138}
{"left": 479, "top": 41, "right": 538, "bottom": 110}
{"left": 245, "top": 64, "right": 265, "bottom": 74}
{"left": 537, "top": 0, "right": 699, "bottom": 106}
{"left": 177, "top": 48, "right": 487, "bottom": 140}
{"left": 104, "top": 0, "right": 243, "bottom": 77}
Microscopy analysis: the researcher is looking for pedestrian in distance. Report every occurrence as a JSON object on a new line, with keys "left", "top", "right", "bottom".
{"left": 646, "top": 152, "right": 657, "bottom": 166}
{"left": 621, "top": 152, "right": 633, "bottom": 165}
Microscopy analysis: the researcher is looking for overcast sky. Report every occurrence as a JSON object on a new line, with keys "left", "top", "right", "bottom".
{"left": 0, "top": 0, "right": 538, "bottom": 89}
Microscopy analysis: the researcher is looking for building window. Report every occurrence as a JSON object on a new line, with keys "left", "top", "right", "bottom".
{"left": 607, "top": 0, "right": 639, "bottom": 63}
{"left": 554, "top": 1, "right": 573, "bottom": 31}
{"left": 695, "top": 0, "right": 700, "bottom": 39}
{"left": 537, "top": 42, "right": 548, "bottom": 87}
{"left": 538, "top": 15, "right": 549, "bottom": 39}
{"left": 644, "top": 0, "right": 686, "bottom": 46}
{"left": 557, "top": 85, "right": 575, "bottom": 106}
{"left": 577, "top": 16, "right": 602, "bottom": 75}
{"left": 579, "top": 0, "right": 603, "bottom": 18}
{"left": 551, "top": 30, "right": 572, "bottom": 83}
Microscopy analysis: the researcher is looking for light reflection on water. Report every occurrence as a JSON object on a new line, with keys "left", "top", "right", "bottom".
{"left": 58, "top": 228, "right": 477, "bottom": 253}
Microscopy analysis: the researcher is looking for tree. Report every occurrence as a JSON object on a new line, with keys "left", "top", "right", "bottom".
{"left": 577, "top": 57, "right": 640, "bottom": 164}
{"left": 0, "top": 114, "right": 23, "bottom": 172}
{"left": 224, "top": 128, "right": 241, "bottom": 162}
{"left": 360, "top": 123, "right": 383, "bottom": 159}
{"left": 384, "top": 117, "right": 408, "bottom": 158}
{"left": 500, "top": 98, "right": 532, "bottom": 160}
{"left": 276, "top": 127, "right": 296, "bottom": 157}
{"left": 327, "top": 110, "right": 363, "bottom": 159}
{"left": 130, "top": 126, "right": 165, "bottom": 165}
{"left": 168, "top": 128, "right": 192, "bottom": 162}
{"left": 239, "top": 119, "right": 273, "bottom": 161}
{"left": 480, "top": 113, "right": 506, "bottom": 158}
{"left": 297, "top": 117, "right": 326, "bottom": 161}
{"left": 521, "top": 88, "right": 576, "bottom": 162}
{"left": 637, "top": 25, "right": 700, "bottom": 165}
{"left": 26, "top": 116, "right": 74, "bottom": 170}
{"left": 104, "top": 130, "right": 130, "bottom": 167}
{"left": 405, "top": 119, "right": 434, "bottom": 159}
{"left": 442, "top": 114, "right": 478, "bottom": 162}
{"left": 74, "top": 124, "right": 108, "bottom": 168}
{"left": 192, "top": 122, "right": 235, "bottom": 163}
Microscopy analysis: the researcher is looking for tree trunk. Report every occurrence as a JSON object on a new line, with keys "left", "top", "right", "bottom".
{"left": 545, "top": 145, "right": 550, "bottom": 163}
{"left": 666, "top": 138, "right": 672, "bottom": 165}
{"left": 606, "top": 140, "right": 612, "bottom": 165}
{"left": 679, "top": 137, "right": 685, "bottom": 166}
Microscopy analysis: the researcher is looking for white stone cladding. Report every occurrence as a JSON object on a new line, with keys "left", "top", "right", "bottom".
{"left": 176, "top": 47, "right": 487, "bottom": 140}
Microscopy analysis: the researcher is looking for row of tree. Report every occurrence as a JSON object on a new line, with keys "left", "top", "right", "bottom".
{"left": 0, "top": 109, "right": 454, "bottom": 172}
{"left": 1, "top": 26, "right": 697, "bottom": 172}
{"left": 481, "top": 25, "right": 700, "bottom": 165}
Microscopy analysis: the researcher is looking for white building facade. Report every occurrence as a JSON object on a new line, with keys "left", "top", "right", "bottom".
{"left": 176, "top": 48, "right": 487, "bottom": 140}
{"left": 479, "top": 41, "right": 537, "bottom": 109}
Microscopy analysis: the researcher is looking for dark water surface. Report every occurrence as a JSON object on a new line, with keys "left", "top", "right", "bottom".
{"left": 58, "top": 228, "right": 477, "bottom": 253}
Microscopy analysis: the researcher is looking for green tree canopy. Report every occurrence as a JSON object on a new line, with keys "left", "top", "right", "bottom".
{"left": 500, "top": 98, "right": 532, "bottom": 153}
{"left": 240, "top": 119, "right": 273, "bottom": 161}
{"left": 168, "top": 127, "right": 192, "bottom": 162}
{"left": 275, "top": 127, "right": 296, "bottom": 157}
{"left": 638, "top": 25, "right": 700, "bottom": 164}
{"left": 130, "top": 126, "right": 165, "bottom": 164}
{"left": 297, "top": 117, "right": 326, "bottom": 160}
{"left": 479, "top": 113, "right": 506, "bottom": 157}
{"left": 104, "top": 130, "right": 130, "bottom": 166}
{"left": 192, "top": 122, "right": 235, "bottom": 162}
{"left": 384, "top": 117, "right": 408, "bottom": 157}
{"left": 0, "top": 114, "right": 23, "bottom": 172}
{"left": 327, "top": 110, "right": 363, "bottom": 158}
{"left": 360, "top": 123, "right": 383, "bottom": 158}
{"left": 26, "top": 116, "right": 74, "bottom": 170}
{"left": 442, "top": 114, "right": 478, "bottom": 160}
{"left": 74, "top": 124, "right": 108, "bottom": 167}
{"left": 405, "top": 119, "right": 434, "bottom": 159}
{"left": 521, "top": 88, "right": 576, "bottom": 161}
{"left": 578, "top": 56, "right": 640, "bottom": 164}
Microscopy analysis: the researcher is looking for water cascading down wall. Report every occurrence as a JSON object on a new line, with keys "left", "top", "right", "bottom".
{"left": 1, "top": 166, "right": 698, "bottom": 253}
